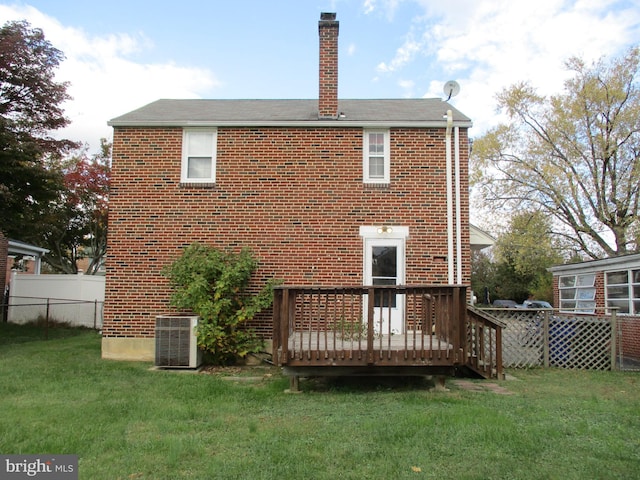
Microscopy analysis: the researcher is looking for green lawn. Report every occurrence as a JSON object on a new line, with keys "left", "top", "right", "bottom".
{"left": 1, "top": 323, "right": 639, "bottom": 479}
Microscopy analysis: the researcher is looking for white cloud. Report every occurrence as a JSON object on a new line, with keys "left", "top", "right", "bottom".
{"left": 0, "top": 5, "right": 220, "bottom": 152}
{"left": 363, "top": 0, "right": 404, "bottom": 20}
{"left": 383, "top": 0, "right": 640, "bottom": 134}
{"left": 376, "top": 34, "right": 422, "bottom": 73}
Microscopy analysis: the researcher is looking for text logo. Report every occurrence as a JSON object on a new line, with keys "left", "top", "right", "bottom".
{"left": 1, "top": 455, "right": 78, "bottom": 480}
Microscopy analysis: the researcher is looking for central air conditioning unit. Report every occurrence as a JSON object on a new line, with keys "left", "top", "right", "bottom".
{"left": 155, "top": 315, "right": 202, "bottom": 368}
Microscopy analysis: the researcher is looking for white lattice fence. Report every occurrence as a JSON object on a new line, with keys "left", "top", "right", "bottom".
{"left": 549, "top": 316, "right": 612, "bottom": 369}
{"left": 481, "top": 309, "right": 615, "bottom": 370}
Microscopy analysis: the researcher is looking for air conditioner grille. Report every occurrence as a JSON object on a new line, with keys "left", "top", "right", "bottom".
{"left": 155, "top": 316, "right": 201, "bottom": 368}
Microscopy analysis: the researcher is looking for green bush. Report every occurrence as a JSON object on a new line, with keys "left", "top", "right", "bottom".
{"left": 163, "top": 243, "right": 276, "bottom": 365}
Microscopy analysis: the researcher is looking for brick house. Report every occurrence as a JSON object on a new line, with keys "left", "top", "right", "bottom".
{"left": 549, "top": 254, "right": 640, "bottom": 362}
{"left": 102, "top": 13, "right": 473, "bottom": 362}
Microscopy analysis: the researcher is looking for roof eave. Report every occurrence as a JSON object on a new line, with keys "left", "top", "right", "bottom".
{"left": 8, "top": 240, "right": 50, "bottom": 256}
{"left": 107, "top": 119, "right": 474, "bottom": 128}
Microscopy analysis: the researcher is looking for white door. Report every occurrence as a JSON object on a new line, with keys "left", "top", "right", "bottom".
{"left": 364, "top": 238, "right": 405, "bottom": 334}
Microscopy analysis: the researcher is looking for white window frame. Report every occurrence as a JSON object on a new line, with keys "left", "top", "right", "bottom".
{"left": 558, "top": 273, "right": 596, "bottom": 313}
{"left": 181, "top": 128, "right": 217, "bottom": 183}
{"left": 363, "top": 129, "right": 390, "bottom": 184}
{"left": 605, "top": 268, "right": 640, "bottom": 315}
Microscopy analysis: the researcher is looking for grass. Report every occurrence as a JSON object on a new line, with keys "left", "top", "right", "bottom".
{"left": 1, "top": 323, "right": 639, "bottom": 479}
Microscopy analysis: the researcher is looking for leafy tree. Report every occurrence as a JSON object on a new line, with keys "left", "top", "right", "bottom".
{"left": 0, "top": 20, "right": 77, "bottom": 238}
{"left": 41, "top": 140, "right": 110, "bottom": 274}
{"left": 471, "top": 250, "right": 497, "bottom": 305}
{"left": 472, "top": 47, "right": 640, "bottom": 259}
{"left": 492, "top": 211, "right": 562, "bottom": 303}
{"left": 163, "top": 244, "right": 277, "bottom": 365}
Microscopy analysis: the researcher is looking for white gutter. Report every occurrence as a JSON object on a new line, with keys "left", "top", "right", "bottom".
{"left": 455, "top": 125, "right": 462, "bottom": 284}
{"left": 445, "top": 110, "right": 454, "bottom": 284}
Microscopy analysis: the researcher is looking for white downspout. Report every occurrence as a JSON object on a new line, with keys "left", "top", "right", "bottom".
{"left": 455, "top": 125, "right": 462, "bottom": 285}
{"left": 445, "top": 110, "right": 454, "bottom": 284}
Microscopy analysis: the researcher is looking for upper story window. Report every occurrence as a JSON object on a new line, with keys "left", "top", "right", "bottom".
{"left": 606, "top": 269, "right": 640, "bottom": 315}
{"left": 558, "top": 273, "right": 596, "bottom": 313}
{"left": 182, "top": 129, "right": 217, "bottom": 183}
{"left": 363, "top": 130, "right": 390, "bottom": 184}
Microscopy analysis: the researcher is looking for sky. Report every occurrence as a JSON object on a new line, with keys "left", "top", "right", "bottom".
{"left": 1, "top": 0, "right": 639, "bottom": 154}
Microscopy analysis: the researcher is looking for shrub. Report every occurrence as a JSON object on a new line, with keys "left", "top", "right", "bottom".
{"left": 163, "top": 243, "right": 276, "bottom": 365}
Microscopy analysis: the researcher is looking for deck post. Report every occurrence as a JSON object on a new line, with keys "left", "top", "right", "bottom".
{"left": 279, "top": 288, "right": 291, "bottom": 364}
{"left": 272, "top": 288, "right": 282, "bottom": 357}
{"left": 288, "top": 375, "right": 300, "bottom": 393}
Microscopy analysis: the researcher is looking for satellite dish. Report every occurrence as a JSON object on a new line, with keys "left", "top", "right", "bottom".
{"left": 443, "top": 80, "right": 460, "bottom": 101}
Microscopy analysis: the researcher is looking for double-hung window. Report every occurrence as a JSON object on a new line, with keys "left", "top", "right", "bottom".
{"left": 181, "top": 129, "right": 217, "bottom": 183}
{"left": 606, "top": 269, "right": 640, "bottom": 314}
{"left": 363, "top": 130, "right": 390, "bottom": 184}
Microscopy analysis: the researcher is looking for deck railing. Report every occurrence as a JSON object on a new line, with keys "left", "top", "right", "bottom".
{"left": 466, "top": 306, "right": 506, "bottom": 379}
{"left": 273, "top": 285, "right": 472, "bottom": 371}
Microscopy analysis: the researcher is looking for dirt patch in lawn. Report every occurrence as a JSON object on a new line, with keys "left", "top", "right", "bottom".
{"left": 452, "top": 379, "right": 514, "bottom": 395}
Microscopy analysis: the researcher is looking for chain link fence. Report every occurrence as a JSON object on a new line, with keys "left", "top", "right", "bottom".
{"left": 480, "top": 308, "right": 639, "bottom": 371}
{"left": 2, "top": 296, "right": 103, "bottom": 336}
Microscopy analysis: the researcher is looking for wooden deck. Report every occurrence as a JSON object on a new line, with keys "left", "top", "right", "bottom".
{"left": 272, "top": 285, "right": 505, "bottom": 388}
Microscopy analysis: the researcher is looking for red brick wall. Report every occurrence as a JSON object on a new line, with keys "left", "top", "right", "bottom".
{"left": 553, "top": 270, "right": 640, "bottom": 360}
{"left": 619, "top": 316, "right": 640, "bottom": 359}
{"left": 103, "top": 126, "right": 470, "bottom": 339}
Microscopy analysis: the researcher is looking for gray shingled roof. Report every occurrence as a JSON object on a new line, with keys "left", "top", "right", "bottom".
{"left": 108, "top": 99, "right": 472, "bottom": 127}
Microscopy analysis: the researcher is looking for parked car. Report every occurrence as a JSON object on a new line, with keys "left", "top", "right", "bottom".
{"left": 524, "top": 300, "right": 553, "bottom": 309}
{"left": 492, "top": 299, "right": 518, "bottom": 308}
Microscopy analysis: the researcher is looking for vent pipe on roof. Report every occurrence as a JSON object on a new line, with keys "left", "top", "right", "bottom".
{"left": 318, "top": 12, "right": 339, "bottom": 119}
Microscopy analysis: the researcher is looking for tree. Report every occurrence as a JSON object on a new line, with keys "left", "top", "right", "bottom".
{"left": 0, "top": 20, "right": 77, "bottom": 238}
{"left": 472, "top": 47, "right": 640, "bottom": 259}
{"left": 491, "top": 211, "right": 563, "bottom": 303}
{"left": 40, "top": 140, "right": 110, "bottom": 274}
{"left": 470, "top": 212, "right": 562, "bottom": 304}
{"left": 471, "top": 249, "right": 497, "bottom": 305}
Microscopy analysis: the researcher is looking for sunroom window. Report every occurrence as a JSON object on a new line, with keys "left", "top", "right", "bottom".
{"left": 558, "top": 273, "right": 596, "bottom": 313}
{"left": 606, "top": 269, "right": 640, "bottom": 315}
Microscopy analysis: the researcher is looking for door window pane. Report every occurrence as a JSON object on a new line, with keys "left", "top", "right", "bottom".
{"left": 372, "top": 246, "right": 396, "bottom": 278}
{"left": 372, "top": 246, "right": 397, "bottom": 307}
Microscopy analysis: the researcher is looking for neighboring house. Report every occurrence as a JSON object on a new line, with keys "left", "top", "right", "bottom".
{"left": 3, "top": 238, "right": 49, "bottom": 291}
{"left": 470, "top": 224, "right": 495, "bottom": 253}
{"left": 103, "top": 13, "right": 473, "bottom": 361}
{"left": 549, "top": 253, "right": 640, "bottom": 361}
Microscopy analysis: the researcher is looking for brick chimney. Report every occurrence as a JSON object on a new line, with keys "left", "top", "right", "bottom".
{"left": 318, "top": 12, "right": 339, "bottom": 119}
